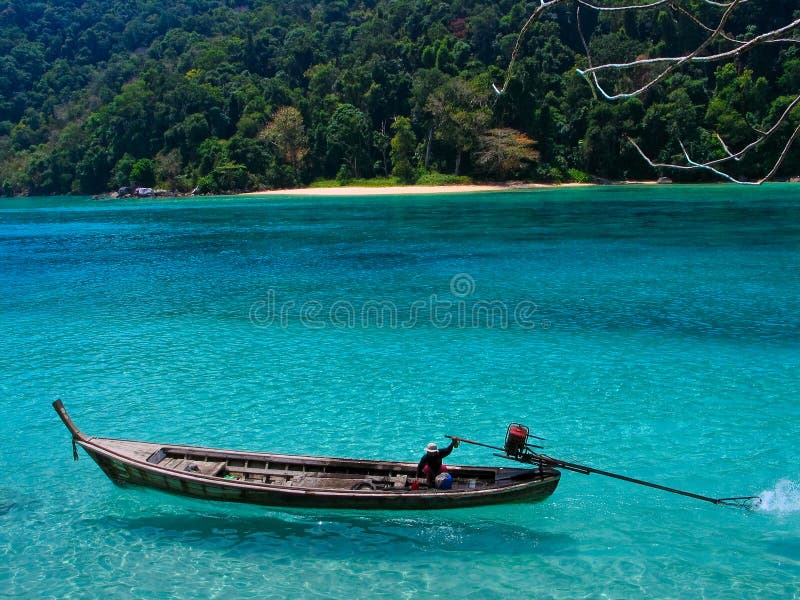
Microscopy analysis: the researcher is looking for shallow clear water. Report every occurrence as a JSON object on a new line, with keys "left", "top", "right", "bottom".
{"left": 1, "top": 185, "right": 799, "bottom": 598}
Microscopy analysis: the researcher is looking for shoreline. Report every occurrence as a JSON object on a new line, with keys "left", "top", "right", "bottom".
{"left": 238, "top": 182, "right": 610, "bottom": 197}
{"left": 96, "top": 179, "right": 800, "bottom": 202}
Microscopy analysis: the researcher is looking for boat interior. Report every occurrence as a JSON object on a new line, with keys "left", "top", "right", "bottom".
{"left": 144, "top": 446, "right": 543, "bottom": 491}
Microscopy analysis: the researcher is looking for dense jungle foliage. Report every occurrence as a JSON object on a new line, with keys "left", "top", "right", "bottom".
{"left": 1, "top": 0, "right": 798, "bottom": 194}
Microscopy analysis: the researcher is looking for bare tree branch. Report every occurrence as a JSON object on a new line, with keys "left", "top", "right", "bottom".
{"left": 579, "top": 15, "right": 800, "bottom": 86}
{"left": 494, "top": 0, "right": 568, "bottom": 96}
{"left": 578, "top": 0, "right": 742, "bottom": 100}
{"left": 496, "top": 0, "right": 800, "bottom": 183}
{"left": 707, "top": 95, "right": 800, "bottom": 166}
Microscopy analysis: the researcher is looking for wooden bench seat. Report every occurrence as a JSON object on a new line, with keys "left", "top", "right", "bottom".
{"left": 161, "top": 458, "right": 226, "bottom": 477}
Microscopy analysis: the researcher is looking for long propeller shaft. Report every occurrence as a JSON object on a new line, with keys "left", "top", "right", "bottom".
{"left": 447, "top": 435, "right": 759, "bottom": 509}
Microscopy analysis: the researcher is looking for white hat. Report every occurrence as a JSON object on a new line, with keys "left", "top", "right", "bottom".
{"left": 426, "top": 442, "right": 438, "bottom": 453}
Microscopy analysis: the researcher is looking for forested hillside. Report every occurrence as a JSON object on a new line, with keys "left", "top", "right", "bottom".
{"left": 1, "top": 0, "right": 798, "bottom": 195}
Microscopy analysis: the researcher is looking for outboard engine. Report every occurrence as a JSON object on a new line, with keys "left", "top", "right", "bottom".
{"left": 504, "top": 423, "right": 530, "bottom": 457}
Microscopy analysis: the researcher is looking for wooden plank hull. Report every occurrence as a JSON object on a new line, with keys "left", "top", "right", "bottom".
{"left": 78, "top": 440, "right": 560, "bottom": 509}
{"left": 55, "top": 401, "right": 560, "bottom": 510}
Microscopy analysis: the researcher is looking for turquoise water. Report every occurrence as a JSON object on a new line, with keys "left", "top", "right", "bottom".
{"left": 1, "top": 185, "right": 799, "bottom": 598}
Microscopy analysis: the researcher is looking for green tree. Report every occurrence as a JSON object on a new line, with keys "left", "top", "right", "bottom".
{"left": 198, "top": 138, "right": 228, "bottom": 176}
{"left": 197, "top": 162, "right": 249, "bottom": 193}
{"left": 260, "top": 106, "right": 308, "bottom": 173}
{"left": 390, "top": 116, "right": 417, "bottom": 183}
{"left": 583, "top": 99, "right": 645, "bottom": 180}
{"left": 165, "top": 113, "right": 211, "bottom": 161}
{"left": 639, "top": 80, "right": 706, "bottom": 179}
{"left": 326, "top": 104, "right": 371, "bottom": 179}
{"left": 130, "top": 157, "right": 157, "bottom": 187}
{"left": 426, "top": 78, "right": 491, "bottom": 175}
{"left": 111, "top": 153, "right": 136, "bottom": 188}
{"left": 410, "top": 69, "right": 449, "bottom": 169}
{"left": 155, "top": 149, "right": 185, "bottom": 191}
{"left": 705, "top": 64, "right": 770, "bottom": 153}
{"left": 75, "top": 145, "right": 112, "bottom": 194}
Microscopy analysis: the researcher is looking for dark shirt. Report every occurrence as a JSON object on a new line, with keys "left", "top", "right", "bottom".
{"left": 416, "top": 441, "right": 456, "bottom": 479}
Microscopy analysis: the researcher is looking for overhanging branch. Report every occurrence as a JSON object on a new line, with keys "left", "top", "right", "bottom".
{"left": 496, "top": 0, "right": 800, "bottom": 183}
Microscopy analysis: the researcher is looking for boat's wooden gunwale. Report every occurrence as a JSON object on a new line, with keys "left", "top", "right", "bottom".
{"left": 81, "top": 436, "right": 554, "bottom": 495}
{"left": 92, "top": 436, "right": 532, "bottom": 481}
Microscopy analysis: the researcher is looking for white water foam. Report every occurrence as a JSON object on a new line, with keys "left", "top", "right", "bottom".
{"left": 756, "top": 479, "right": 800, "bottom": 513}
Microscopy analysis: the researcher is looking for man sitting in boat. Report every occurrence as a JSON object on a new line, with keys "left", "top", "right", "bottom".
{"left": 416, "top": 439, "right": 459, "bottom": 487}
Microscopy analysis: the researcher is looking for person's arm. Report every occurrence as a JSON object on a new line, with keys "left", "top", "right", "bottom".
{"left": 438, "top": 440, "right": 457, "bottom": 459}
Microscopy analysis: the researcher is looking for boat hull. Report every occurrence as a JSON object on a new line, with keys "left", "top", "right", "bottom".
{"left": 54, "top": 400, "right": 560, "bottom": 510}
{"left": 79, "top": 441, "right": 560, "bottom": 510}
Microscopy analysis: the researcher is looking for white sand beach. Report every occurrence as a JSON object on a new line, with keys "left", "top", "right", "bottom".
{"left": 239, "top": 182, "right": 597, "bottom": 197}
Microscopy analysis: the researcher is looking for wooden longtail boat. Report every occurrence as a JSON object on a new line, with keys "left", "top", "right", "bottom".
{"left": 53, "top": 401, "right": 561, "bottom": 510}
